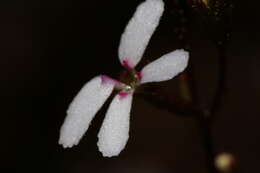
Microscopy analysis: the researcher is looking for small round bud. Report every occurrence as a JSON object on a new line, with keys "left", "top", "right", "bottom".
{"left": 215, "top": 152, "right": 235, "bottom": 173}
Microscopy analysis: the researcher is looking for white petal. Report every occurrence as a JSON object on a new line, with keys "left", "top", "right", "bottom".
{"left": 97, "top": 92, "right": 133, "bottom": 157}
{"left": 59, "top": 75, "right": 116, "bottom": 148}
{"left": 140, "top": 49, "right": 189, "bottom": 84}
{"left": 118, "top": 0, "right": 164, "bottom": 68}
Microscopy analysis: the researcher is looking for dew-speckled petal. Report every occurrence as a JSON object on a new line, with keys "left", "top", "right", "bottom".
{"left": 140, "top": 49, "right": 189, "bottom": 84}
{"left": 97, "top": 92, "right": 133, "bottom": 157}
{"left": 59, "top": 75, "right": 116, "bottom": 148}
{"left": 118, "top": 0, "right": 164, "bottom": 68}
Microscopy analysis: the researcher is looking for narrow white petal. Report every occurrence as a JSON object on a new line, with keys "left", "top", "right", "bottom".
{"left": 118, "top": 0, "right": 164, "bottom": 68}
{"left": 97, "top": 92, "right": 133, "bottom": 157}
{"left": 140, "top": 49, "right": 189, "bottom": 84}
{"left": 59, "top": 75, "right": 115, "bottom": 148}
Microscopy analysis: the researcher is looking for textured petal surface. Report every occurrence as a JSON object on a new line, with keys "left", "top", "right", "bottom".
{"left": 140, "top": 49, "right": 189, "bottom": 83}
{"left": 59, "top": 76, "right": 115, "bottom": 148}
{"left": 118, "top": 0, "right": 164, "bottom": 68}
{"left": 97, "top": 92, "right": 133, "bottom": 157}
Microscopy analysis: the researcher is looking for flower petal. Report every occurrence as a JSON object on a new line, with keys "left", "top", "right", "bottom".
{"left": 118, "top": 0, "right": 164, "bottom": 68}
{"left": 140, "top": 49, "right": 189, "bottom": 84}
{"left": 59, "top": 75, "right": 115, "bottom": 148}
{"left": 97, "top": 92, "right": 133, "bottom": 157}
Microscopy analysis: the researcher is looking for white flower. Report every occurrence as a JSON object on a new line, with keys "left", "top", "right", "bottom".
{"left": 59, "top": 0, "right": 189, "bottom": 157}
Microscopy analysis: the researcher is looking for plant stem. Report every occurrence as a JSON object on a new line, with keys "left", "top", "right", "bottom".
{"left": 196, "top": 111, "right": 218, "bottom": 173}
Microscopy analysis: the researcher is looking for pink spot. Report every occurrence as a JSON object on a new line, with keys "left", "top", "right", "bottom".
{"left": 122, "top": 60, "right": 133, "bottom": 70}
{"left": 136, "top": 71, "right": 143, "bottom": 80}
{"left": 118, "top": 91, "right": 130, "bottom": 99}
{"left": 100, "top": 75, "right": 118, "bottom": 85}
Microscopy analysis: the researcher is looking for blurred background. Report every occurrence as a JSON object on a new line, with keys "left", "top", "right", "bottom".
{"left": 1, "top": 0, "right": 259, "bottom": 172}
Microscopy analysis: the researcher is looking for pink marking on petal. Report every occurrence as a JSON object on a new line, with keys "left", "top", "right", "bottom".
{"left": 136, "top": 71, "right": 143, "bottom": 80}
{"left": 118, "top": 92, "right": 130, "bottom": 99}
{"left": 100, "top": 75, "right": 118, "bottom": 85}
{"left": 122, "top": 60, "right": 133, "bottom": 70}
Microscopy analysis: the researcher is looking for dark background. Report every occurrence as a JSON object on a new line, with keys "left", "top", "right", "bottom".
{"left": 1, "top": 0, "right": 259, "bottom": 173}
